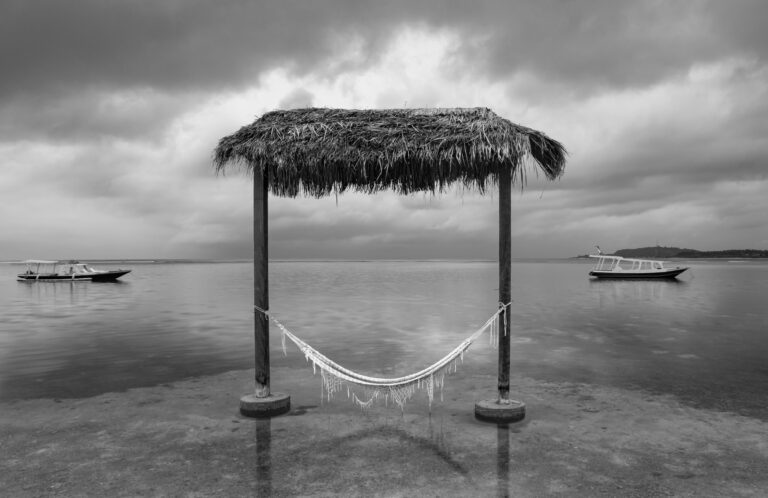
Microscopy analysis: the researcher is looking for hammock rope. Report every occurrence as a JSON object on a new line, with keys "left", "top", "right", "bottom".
{"left": 254, "top": 302, "right": 510, "bottom": 410}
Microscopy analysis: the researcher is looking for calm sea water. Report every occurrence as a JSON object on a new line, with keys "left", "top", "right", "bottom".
{"left": 1, "top": 260, "right": 766, "bottom": 419}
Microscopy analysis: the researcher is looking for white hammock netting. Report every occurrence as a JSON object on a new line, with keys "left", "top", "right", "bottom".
{"left": 257, "top": 303, "right": 510, "bottom": 410}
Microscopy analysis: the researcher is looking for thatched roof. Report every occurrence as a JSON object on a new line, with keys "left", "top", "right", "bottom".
{"left": 213, "top": 107, "right": 566, "bottom": 197}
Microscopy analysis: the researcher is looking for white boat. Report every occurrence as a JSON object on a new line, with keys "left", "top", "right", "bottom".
{"left": 17, "top": 260, "right": 131, "bottom": 282}
{"left": 588, "top": 247, "right": 688, "bottom": 279}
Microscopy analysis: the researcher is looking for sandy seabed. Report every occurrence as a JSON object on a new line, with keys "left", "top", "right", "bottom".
{"left": 1, "top": 367, "right": 767, "bottom": 497}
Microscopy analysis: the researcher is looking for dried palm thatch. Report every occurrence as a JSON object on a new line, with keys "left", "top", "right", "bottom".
{"left": 214, "top": 107, "right": 566, "bottom": 197}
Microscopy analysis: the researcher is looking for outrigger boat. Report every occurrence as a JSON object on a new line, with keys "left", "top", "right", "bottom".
{"left": 17, "top": 260, "right": 131, "bottom": 282}
{"left": 588, "top": 247, "right": 688, "bottom": 279}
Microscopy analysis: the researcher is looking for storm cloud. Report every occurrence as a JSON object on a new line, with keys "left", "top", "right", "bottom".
{"left": 2, "top": 0, "right": 767, "bottom": 260}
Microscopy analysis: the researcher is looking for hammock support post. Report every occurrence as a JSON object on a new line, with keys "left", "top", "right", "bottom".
{"left": 240, "top": 167, "right": 290, "bottom": 418}
{"left": 474, "top": 167, "right": 526, "bottom": 423}
{"left": 498, "top": 166, "right": 511, "bottom": 402}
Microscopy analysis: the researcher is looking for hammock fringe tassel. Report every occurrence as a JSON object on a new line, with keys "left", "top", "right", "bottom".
{"left": 261, "top": 303, "right": 510, "bottom": 411}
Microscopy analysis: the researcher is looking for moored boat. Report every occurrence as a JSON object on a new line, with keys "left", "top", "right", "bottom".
{"left": 17, "top": 260, "right": 131, "bottom": 282}
{"left": 588, "top": 248, "right": 688, "bottom": 279}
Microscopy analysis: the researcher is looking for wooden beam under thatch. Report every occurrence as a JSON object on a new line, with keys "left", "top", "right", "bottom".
{"left": 213, "top": 107, "right": 566, "bottom": 197}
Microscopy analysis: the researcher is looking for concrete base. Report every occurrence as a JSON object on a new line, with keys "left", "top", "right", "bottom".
{"left": 239, "top": 392, "right": 290, "bottom": 418}
{"left": 474, "top": 399, "right": 526, "bottom": 423}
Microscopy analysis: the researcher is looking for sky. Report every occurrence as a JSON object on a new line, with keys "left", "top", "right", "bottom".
{"left": 2, "top": 0, "right": 767, "bottom": 260}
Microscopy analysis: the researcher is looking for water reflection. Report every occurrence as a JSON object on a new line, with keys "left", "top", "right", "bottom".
{"left": 496, "top": 424, "right": 510, "bottom": 498}
{"left": 426, "top": 413, "right": 439, "bottom": 445}
{"left": 590, "top": 278, "right": 687, "bottom": 304}
{"left": 274, "top": 420, "right": 469, "bottom": 493}
{"left": 0, "top": 263, "right": 256, "bottom": 400}
{"left": 3, "top": 261, "right": 767, "bottom": 419}
{"left": 254, "top": 418, "right": 272, "bottom": 496}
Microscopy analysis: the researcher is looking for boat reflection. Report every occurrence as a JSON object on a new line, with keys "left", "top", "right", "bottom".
{"left": 590, "top": 278, "right": 687, "bottom": 304}
{"left": 17, "top": 279, "right": 129, "bottom": 306}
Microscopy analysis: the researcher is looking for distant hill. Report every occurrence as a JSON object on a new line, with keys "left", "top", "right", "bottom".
{"left": 611, "top": 246, "right": 768, "bottom": 258}
{"left": 613, "top": 246, "right": 681, "bottom": 258}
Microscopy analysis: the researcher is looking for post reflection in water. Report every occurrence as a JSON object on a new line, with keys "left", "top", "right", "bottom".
{"left": 254, "top": 418, "right": 272, "bottom": 496}
{"left": 497, "top": 424, "right": 510, "bottom": 498}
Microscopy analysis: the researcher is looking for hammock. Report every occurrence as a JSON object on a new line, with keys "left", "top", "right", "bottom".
{"left": 256, "top": 303, "right": 509, "bottom": 410}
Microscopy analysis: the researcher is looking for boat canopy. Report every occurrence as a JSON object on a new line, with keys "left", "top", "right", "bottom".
{"left": 589, "top": 254, "right": 666, "bottom": 271}
{"left": 19, "top": 259, "right": 58, "bottom": 264}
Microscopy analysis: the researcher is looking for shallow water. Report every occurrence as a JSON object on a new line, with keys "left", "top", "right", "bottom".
{"left": 1, "top": 260, "right": 766, "bottom": 419}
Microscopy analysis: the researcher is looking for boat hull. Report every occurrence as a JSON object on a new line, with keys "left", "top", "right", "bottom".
{"left": 17, "top": 270, "right": 131, "bottom": 282}
{"left": 589, "top": 267, "right": 688, "bottom": 279}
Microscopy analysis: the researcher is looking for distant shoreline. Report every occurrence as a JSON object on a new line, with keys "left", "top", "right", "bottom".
{"left": 575, "top": 246, "right": 768, "bottom": 259}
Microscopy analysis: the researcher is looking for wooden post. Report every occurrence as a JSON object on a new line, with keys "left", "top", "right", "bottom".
{"left": 239, "top": 167, "right": 290, "bottom": 417}
{"left": 254, "top": 167, "right": 270, "bottom": 398}
{"left": 498, "top": 166, "right": 511, "bottom": 402}
{"left": 473, "top": 166, "right": 525, "bottom": 422}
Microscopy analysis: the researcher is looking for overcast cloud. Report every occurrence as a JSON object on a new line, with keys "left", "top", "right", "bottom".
{"left": 2, "top": 0, "right": 767, "bottom": 260}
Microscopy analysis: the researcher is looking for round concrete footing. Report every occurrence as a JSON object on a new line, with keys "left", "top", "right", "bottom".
{"left": 240, "top": 393, "right": 290, "bottom": 418}
{"left": 474, "top": 399, "right": 526, "bottom": 423}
